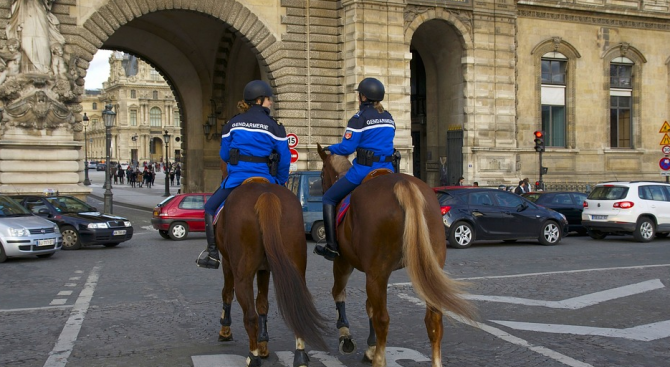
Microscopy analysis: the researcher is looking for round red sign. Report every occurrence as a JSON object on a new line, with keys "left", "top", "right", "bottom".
{"left": 290, "top": 148, "right": 299, "bottom": 163}
{"left": 287, "top": 133, "right": 299, "bottom": 148}
{"left": 663, "top": 145, "right": 670, "bottom": 155}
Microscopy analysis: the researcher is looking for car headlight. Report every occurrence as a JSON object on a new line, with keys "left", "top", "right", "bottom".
{"left": 8, "top": 228, "right": 30, "bottom": 237}
{"left": 87, "top": 223, "right": 109, "bottom": 229}
{"left": 124, "top": 221, "right": 131, "bottom": 227}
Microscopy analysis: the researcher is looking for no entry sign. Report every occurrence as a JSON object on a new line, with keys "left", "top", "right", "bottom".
{"left": 290, "top": 148, "right": 299, "bottom": 163}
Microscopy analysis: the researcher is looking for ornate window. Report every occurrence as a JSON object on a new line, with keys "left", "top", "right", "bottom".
{"left": 153, "top": 90, "right": 158, "bottom": 99}
{"left": 541, "top": 53, "right": 567, "bottom": 147}
{"left": 609, "top": 57, "right": 634, "bottom": 148}
{"left": 131, "top": 90, "right": 136, "bottom": 98}
{"left": 130, "top": 110, "right": 137, "bottom": 126}
{"left": 149, "top": 107, "right": 162, "bottom": 127}
{"left": 173, "top": 110, "right": 180, "bottom": 127}
{"left": 92, "top": 102, "right": 97, "bottom": 110}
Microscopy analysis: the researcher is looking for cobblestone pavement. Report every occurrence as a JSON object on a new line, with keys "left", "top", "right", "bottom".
{"left": 1, "top": 198, "right": 669, "bottom": 367}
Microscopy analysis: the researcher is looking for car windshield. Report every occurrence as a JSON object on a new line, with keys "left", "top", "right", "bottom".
{"left": 523, "top": 193, "right": 541, "bottom": 202}
{"left": 588, "top": 186, "right": 629, "bottom": 200}
{"left": 0, "top": 196, "right": 32, "bottom": 216}
{"left": 45, "top": 196, "right": 96, "bottom": 213}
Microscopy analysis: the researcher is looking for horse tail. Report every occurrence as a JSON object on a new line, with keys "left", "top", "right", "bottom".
{"left": 254, "top": 192, "right": 328, "bottom": 350}
{"left": 393, "top": 180, "right": 477, "bottom": 321}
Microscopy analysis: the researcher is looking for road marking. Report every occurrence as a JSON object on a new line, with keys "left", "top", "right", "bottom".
{"left": 43, "top": 265, "right": 101, "bottom": 367}
{"left": 49, "top": 299, "right": 67, "bottom": 306}
{"left": 57, "top": 291, "right": 73, "bottom": 296}
{"left": 397, "top": 293, "right": 593, "bottom": 367}
{"left": 277, "top": 351, "right": 345, "bottom": 367}
{"left": 464, "top": 279, "right": 665, "bottom": 309}
{"left": 192, "top": 354, "right": 247, "bottom": 366}
{"left": 0, "top": 305, "right": 72, "bottom": 313}
{"left": 491, "top": 320, "right": 670, "bottom": 341}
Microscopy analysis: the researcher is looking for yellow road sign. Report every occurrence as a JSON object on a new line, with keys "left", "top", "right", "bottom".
{"left": 660, "top": 121, "right": 670, "bottom": 133}
{"left": 661, "top": 133, "right": 670, "bottom": 145}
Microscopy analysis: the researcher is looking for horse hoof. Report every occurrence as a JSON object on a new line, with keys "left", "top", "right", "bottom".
{"left": 361, "top": 353, "right": 373, "bottom": 364}
{"left": 338, "top": 336, "right": 357, "bottom": 354}
{"left": 293, "top": 349, "right": 310, "bottom": 367}
{"left": 246, "top": 353, "right": 262, "bottom": 367}
{"left": 218, "top": 328, "right": 233, "bottom": 342}
{"left": 258, "top": 341, "right": 269, "bottom": 358}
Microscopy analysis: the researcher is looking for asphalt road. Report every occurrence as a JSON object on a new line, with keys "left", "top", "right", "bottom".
{"left": 1, "top": 197, "right": 669, "bottom": 367}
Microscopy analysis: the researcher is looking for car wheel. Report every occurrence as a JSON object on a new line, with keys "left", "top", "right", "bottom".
{"left": 36, "top": 253, "right": 55, "bottom": 258}
{"left": 587, "top": 230, "right": 607, "bottom": 240}
{"left": 168, "top": 222, "right": 189, "bottom": 240}
{"left": 633, "top": 217, "right": 655, "bottom": 243}
{"left": 0, "top": 245, "right": 7, "bottom": 263}
{"left": 310, "top": 221, "right": 325, "bottom": 242}
{"left": 159, "top": 230, "right": 170, "bottom": 239}
{"left": 655, "top": 232, "right": 669, "bottom": 238}
{"left": 538, "top": 221, "right": 561, "bottom": 246}
{"left": 60, "top": 225, "right": 82, "bottom": 250}
{"left": 103, "top": 243, "right": 120, "bottom": 248}
{"left": 448, "top": 221, "right": 473, "bottom": 249}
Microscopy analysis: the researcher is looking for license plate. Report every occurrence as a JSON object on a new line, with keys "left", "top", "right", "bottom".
{"left": 592, "top": 215, "right": 608, "bottom": 220}
{"left": 113, "top": 230, "right": 127, "bottom": 236}
{"left": 38, "top": 239, "right": 55, "bottom": 246}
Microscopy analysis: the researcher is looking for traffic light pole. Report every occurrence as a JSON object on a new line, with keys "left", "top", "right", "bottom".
{"left": 538, "top": 151, "right": 543, "bottom": 190}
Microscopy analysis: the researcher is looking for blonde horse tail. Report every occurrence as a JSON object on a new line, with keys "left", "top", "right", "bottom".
{"left": 393, "top": 180, "right": 477, "bottom": 321}
{"left": 255, "top": 192, "right": 328, "bottom": 350}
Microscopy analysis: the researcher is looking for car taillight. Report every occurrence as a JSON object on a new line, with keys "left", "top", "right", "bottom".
{"left": 583, "top": 201, "right": 588, "bottom": 208}
{"left": 614, "top": 201, "right": 634, "bottom": 209}
{"left": 440, "top": 206, "right": 451, "bottom": 215}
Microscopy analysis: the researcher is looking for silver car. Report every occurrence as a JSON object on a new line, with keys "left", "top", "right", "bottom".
{"left": 0, "top": 196, "right": 62, "bottom": 263}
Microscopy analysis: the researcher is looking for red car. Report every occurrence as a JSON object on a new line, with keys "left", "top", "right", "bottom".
{"left": 151, "top": 193, "right": 211, "bottom": 240}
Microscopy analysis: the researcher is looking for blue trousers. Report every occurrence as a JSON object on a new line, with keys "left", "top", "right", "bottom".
{"left": 204, "top": 187, "right": 234, "bottom": 216}
{"left": 323, "top": 177, "right": 358, "bottom": 206}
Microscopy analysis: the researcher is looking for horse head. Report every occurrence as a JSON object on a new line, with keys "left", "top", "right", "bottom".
{"left": 317, "top": 143, "right": 351, "bottom": 192}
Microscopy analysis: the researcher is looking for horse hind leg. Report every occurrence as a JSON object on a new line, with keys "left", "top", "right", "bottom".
{"left": 365, "top": 276, "right": 390, "bottom": 367}
{"left": 256, "top": 270, "right": 271, "bottom": 358}
{"left": 362, "top": 318, "right": 377, "bottom": 363}
{"left": 292, "top": 337, "right": 310, "bottom": 367}
{"left": 425, "top": 307, "right": 444, "bottom": 367}
{"left": 336, "top": 301, "right": 357, "bottom": 354}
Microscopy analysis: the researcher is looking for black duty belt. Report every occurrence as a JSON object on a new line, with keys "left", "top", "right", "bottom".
{"left": 229, "top": 148, "right": 269, "bottom": 165}
{"left": 356, "top": 147, "right": 393, "bottom": 166}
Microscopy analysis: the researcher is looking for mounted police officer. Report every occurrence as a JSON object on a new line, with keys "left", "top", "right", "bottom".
{"left": 314, "top": 77, "right": 398, "bottom": 261}
{"left": 196, "top": 80, "right": 291, "bottom": 269}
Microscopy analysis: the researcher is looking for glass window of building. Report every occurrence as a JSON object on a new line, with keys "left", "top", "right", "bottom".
{"left": 173, "top": 111, "right": 180, "bottom": 127}
{"left": 150, "top": 69, "right": 160, "bottom": 81}
{"left": 541, "top": 53, "right": 567, "bottom": 147}
{"left": 610, "top": 57, "right": 633, "bottom": 148}
{"left": 92, "top": 102, "right": 97, "bottom": 110}
{"left": 131, "top": 90, "right": 136, "bottom": 98}
{"left": 130, "top": 110, "right": 137, "bottom": 126}
{"left": 150, "top": 107, "right": 162, "bottom": 127}
{"left": 153, "top": 90, "right": 158, "bottom": 99}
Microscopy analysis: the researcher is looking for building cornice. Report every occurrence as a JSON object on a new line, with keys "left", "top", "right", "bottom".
{"left": 518, "top": 4, "right": 670, "bottom": 31}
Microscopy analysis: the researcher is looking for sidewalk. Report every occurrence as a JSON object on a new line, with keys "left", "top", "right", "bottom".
{"left": 86, "top": 170, "right": 178, "bottom": 211}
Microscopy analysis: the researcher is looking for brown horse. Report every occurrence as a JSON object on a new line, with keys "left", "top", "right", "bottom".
{"left": 215, "top": 180, "right": 328, "bottom": 367}
{"left": 316, "top": 144, "right": 477, "bottom": 367}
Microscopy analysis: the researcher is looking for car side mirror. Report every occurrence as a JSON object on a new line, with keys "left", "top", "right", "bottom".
{"left": 517, "top": 203, "right": 528, "bottom": 212}
{"left": 37, "top": 208, "right": 50, "bottom": 215}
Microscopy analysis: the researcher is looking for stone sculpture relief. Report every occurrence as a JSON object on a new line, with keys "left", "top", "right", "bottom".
{"left": 0, "top": 0, "right": 79, "bottom": 132}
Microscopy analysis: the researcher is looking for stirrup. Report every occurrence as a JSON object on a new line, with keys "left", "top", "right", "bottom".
{"left": 314, "top": 244, "right": 339, "bottom": 261}
{"left": 196, "top": 249, "right": 221, "bottom": 269}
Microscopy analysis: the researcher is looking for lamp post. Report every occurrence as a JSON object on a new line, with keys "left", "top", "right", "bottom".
{"left": 102, "top": 104, "right": 116, "bottom": 214}
{"left": 163, "top": 130, "right": 171, "bottom": 197}
{"left": 83, "top": 113, "right": 91, "bottom": 185}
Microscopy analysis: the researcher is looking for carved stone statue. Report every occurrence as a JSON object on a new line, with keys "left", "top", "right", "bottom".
{"left": 6, "top": 0, "right": 65, "bottom": 74}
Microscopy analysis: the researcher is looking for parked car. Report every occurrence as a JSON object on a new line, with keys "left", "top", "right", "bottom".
{"left": 287, "top": 171, "right": 325, "bottom": 241}
{"left": 151, "top": 193, "right": 211, "bottom": 240}
{"left": 0, "top": 195, "right": 62, "bottom": 263}
{"left": 86, "top": 161, "right": 98, "bottom": 169}
{"left": 11, "top": 194, "right": 133, "bottom": 250}
{"left": 582, "top": 181, "right": 670, "bottom": 242}
{"left": 96, "top": 163, "right": 106, "bottom": 171}
{"left": 119, "top": 162, "right": 130, "bottom": 170}
{"left": 434, "top": 187, "right": 569, "bottom": 248}
{"left": 522, "top": 191, "right": 588, "bottom": 234}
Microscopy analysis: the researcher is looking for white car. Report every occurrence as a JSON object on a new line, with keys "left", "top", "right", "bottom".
{"left": 582, "top": 181, "right": 670, "bottom": 242}
{"left": 0, "top": 196, "right": 63, "bottom": 262}
{"left": 120, "top": 162, "right": 130, "bottom": 170}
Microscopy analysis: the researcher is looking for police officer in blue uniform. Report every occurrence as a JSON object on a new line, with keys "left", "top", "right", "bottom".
{"left": 314, "top": 77, "right": 397, "bottom": 261}
{"left": 196, "top": 80, "right": 290, "bottom": 269}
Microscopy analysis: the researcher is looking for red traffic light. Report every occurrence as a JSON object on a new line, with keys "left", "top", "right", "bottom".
{"left": 533, "top": 130, "right": 545, "bottom": 152}
{"left": 534, "top": 131, "right": 544, "bottom": 139}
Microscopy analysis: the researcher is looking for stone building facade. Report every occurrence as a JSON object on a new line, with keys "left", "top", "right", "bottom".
{"left": 0, "top": 0, "right": 668, "bottom": 197}
{"left": 81, "top": 52, "right": 182, "bottom": 168}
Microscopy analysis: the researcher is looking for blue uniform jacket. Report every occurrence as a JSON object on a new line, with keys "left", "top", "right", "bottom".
{"left": 328, "top": 102, "right": 396, "bottom": 184}
{"left": 219, "top": 105, "right": 290, "bottom": 188}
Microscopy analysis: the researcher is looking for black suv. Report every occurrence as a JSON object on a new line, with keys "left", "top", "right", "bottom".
{"left": 11, "top": 194, "right": 133, "bottom": 250}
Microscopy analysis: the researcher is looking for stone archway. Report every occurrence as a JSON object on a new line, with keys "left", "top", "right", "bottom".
{"left": 406, "top": 12, "right": 471, "bottom": 186}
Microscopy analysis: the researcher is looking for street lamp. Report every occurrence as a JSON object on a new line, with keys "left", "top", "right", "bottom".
{"left": 163, "top": 129, "right": 171, "bottom": 197}
{"left": 102, "top": 103, "right": 116, "bottom": 214}
{"left": 83, "top": 113, "right": 91, "bottom": 186}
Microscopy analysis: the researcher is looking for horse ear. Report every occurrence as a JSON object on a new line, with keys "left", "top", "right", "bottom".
{"left": 317, "top": 143, "right": 328, "bottom": 161}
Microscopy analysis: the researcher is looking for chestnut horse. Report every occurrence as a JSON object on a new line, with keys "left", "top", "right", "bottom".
{"left": 214, "top": 179, "right": 328, "bottom": 367}
{"left": 317, "top": 144, "right": 477, "bottom": 367}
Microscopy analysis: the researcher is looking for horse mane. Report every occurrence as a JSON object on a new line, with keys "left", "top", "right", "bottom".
{"left": 330, "top": 154, "right": 352, "bottom": 175}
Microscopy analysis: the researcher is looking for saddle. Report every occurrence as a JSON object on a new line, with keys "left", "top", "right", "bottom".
{"left": 337, "top": 169, "right": 393, "bottom": 226}
{"left": 214, "top": 177, "right": 271, "bottom": 224}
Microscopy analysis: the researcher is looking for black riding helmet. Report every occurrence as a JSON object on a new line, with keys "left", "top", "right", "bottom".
{"left": 243, "top": 80, "right": 273, "bottom": 104}
{"left": 355, "top": 77, "right": 385, "bottom": 102}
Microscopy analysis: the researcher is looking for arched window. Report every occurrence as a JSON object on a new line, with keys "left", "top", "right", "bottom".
{"left": 610, "top": 57, "right": 634, "bottom": 148}
{"left": 153, "top": 90, "right": 158, "bottom": 99}
{"left": 150, "top": 107, "right": 162, "bottom": 127}
{"left": 541, "top": 52, "right": 567, "bottom": 147}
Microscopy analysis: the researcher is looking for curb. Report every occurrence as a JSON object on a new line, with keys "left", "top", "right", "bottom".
{"left": 88, "top": 193, "right": 155, "bottom": 213}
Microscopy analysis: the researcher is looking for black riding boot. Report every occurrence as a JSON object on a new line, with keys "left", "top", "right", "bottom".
{"left": 196, "top": 213, "right": 221, "bottom": 269}
{"left": 314, "top": 204, "right": 339, "bottom": 261}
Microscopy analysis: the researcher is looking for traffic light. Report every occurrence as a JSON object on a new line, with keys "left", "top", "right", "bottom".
{"left": 534, "top": 131, "right": 545, "bottom": 152}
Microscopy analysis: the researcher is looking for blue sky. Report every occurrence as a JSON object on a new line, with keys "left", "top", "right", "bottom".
{"left": 84, "top": 50, "right": 112, "bottom": 90}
